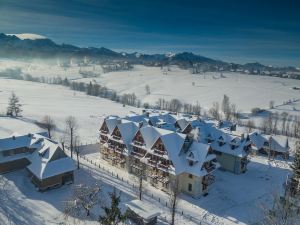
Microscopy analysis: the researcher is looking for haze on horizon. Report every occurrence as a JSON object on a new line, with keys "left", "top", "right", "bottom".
{"left": 0, "top": 0, "right": 299, "bottom": 67}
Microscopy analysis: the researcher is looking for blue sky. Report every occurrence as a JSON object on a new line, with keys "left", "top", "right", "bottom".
{"left": 0, "top": 0, "right": 299, "bottom": 66}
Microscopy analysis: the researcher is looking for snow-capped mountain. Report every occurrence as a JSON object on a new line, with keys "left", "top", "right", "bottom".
{"left": 7, "top": 33, "right": 47, "bottom": 40}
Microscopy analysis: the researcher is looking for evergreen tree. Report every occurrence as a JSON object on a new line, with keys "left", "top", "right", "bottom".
{"left": 291, "top": 142, "right": 300, "bottom": 178}
{"left": 7, "top": 92, "right": 22, "bottom": 117}
{"left": 99, "top": 189, "right": 127, "bottom": 225}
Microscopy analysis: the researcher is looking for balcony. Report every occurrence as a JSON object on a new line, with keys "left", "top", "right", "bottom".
{"left": 100, "top": 129, "right": 108, "bottom": 134}
{"left": 131, "top": 151, "right": 144, "bottom": 158}
{"left": 133, "top": 140, "right": 144, "bottom": 146}
{"left": 157, "top": 163, "right": 169, "bottom": 171}
{"left": 157, "top": 176, "right": 169, "bottom": 184}
{"left": 153, "top": 148, "right": 165, "bottom": 155}
{"left": 205, "top": 164, "right": 216, "bottom": 173}
{"left": 202, "top": 174, "right": 215, "bottom": 186}
{"left": 115, "top": 146, "right": 124, "bottom": 154}
{"left": 112, "top": 135, "right": 121, "bottom": 140}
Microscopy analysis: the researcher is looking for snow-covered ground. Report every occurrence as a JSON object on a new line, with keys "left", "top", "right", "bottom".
{"left": 0, "top": 60, "right": 299, "bottom": 225}
{"left": 0, "top": 79, "right": 140, "bottom": 142}
{"left": 0, "top": 143, "right": 292, "bottom": 225}
{"left": 1, "top": 59, "right": 300, "bottom": 112}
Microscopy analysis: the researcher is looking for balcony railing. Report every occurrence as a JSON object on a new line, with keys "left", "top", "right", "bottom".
{"left": 202, "top": 174, "right": 215, "bottom": 186}
{"left": 153, "top": 148, "right": 165, "bottom": 155}
{"left": 205, "top": 164, "right": 216, "bottom": 173}
{"left": 112, "top": 135, "right": 121, "bottom": 140}
{"left": 100, "top": 129, "right": 108, "bottom": 134}
{"left": 131, "top": 151, "right": 144, "bottom": 158}
{"left": 148, "top": 159, "right": 157, "bottom": 166}
{"left": 157, "top": 163, "right": 169, "bottom": 170}
{"left": 115, "top": 146, "right": 124, "bottom": 154}
{"left": 157, "top": 176, "right": 170, "bottom": 184}
{"left": 133, "top": 140, "right": 144, "bottom": 146}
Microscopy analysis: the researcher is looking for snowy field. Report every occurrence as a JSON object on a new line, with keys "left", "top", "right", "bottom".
{"left": 1, "top": 59, "right": 300, "bottom": 112}
{"left": 0, "top": 78, "right": 140, "bottom": 142}
{"left": 0, "top": 61, "right": 299, "bottom": 225}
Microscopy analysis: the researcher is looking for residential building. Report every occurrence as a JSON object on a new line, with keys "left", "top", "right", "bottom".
{"left": 250, "top": 132, "right": 290, "bottom": 159}
{"left": 0, "top": 133, "right": 75, "bottom": 191}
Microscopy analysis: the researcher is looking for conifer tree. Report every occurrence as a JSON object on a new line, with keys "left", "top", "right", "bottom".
{"left": 7, "top": 92, "right": 22, "bottom": 117}
{"left": 99, "top": 189, "right": 127, "bottom": 225}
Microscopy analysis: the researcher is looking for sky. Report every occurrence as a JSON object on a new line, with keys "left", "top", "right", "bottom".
{"left": 0, "top": 0, "right": 299, "bottom": 66}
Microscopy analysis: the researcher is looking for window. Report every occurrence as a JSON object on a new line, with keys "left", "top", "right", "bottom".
{"left": 188, "top": 183, "right": 193, "bottom": 192}
{"left": 189, "top": 174, "right": 193, "bottom": 179}
{"left": 189, "top": 160, "right": 194, "bottom": 166}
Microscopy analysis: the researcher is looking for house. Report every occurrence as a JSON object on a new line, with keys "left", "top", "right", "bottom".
{"left": 27, "top": 138, "right": 75, "bottom": 191}
{"left": 0, "top": 132, "right": 47, "bottom": 173}
{"left": 100, "top": 116, "right": 219, "bottom": 198}
{"left": 250, "top": 132, "right": 290, "bottom": 159}
{"left": 0, "top": 133, "right": 75, "bottom": 191}
{"left": 197, "top": 121, "right": 251, "bottom": 174}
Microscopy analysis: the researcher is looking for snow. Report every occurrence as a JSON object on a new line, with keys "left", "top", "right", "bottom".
{"left": 1, "top": 60, "right": 300, "bottom": 112}
{"left": 0, "top": 60, "right": 298, "bottom": 224}
{"left": 126, "top": 199, "right": 161, "bottom": 220}
{"left": 27, "top": 139, "right": 76, "bottom": 179}
{"left": 6, "top": 33, "right": 47, "bottom": 40}
{"left": 0, "top": 79, "right": 140, "bottom": 142}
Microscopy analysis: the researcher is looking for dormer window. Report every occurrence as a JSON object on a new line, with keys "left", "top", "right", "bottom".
{"left": 189, "top": 160, "right": 194, "bottom": 166}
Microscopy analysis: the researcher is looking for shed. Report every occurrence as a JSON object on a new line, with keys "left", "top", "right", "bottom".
{"left": 125, "top": 200, "right": 160, "bottom": 225}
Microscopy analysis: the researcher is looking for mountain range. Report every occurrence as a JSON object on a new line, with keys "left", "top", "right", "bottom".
{"left": 0, "top": 33, "right": 298, "bottom": 72}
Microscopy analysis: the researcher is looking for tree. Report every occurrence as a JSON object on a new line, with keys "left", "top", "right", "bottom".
{"left": 269, "top": 100, "right": 275, "bottom": 109}
{"left": 145, "top": 84, "right": 151, "bottom": 95}
{"left": 7, "top": 92, "right": 22, "bottom": 117}
{"left": 74, "top": 135, "right": 81, "bottom": 169}
{"left": 221, "top": 94, "right": 230, "bottom": 120}
{"left": 209, "top": 102, "right": 221, "bottom": 120}
{"left": 40, "top": 115, "right": 56, "bottom": 139}
{"left": 99, "top": 188, "right": 127, "bottom": 225}
{"left": 169, "top": 176, "right": 179, "bottom": 225}
{"left": 246, "top": 120, "right": 255, "bottom": 133}
{"left": 65, "top": 116, "right": 78, "bottom": 159}
{"left": 262, "top": 141, "right": 300, "bottom": 224}
{"left": 64, "top": 183, "right": 101, "bottom": 221}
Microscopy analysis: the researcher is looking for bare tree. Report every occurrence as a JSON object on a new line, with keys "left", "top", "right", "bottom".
{"left": 65, "top": 116, "right": 78, "bottom": 159}
{"left": 246, "top": 120, "right": 255, "bottom": 133}
{"left": 169, "top": 176, "right": 180, "bottom": 225}
{"left": 269, "top": 100, "right": 275, "bottom": 109}
{"left": 209, "top": 102, "right": 221, "bottom": 120}
{"left": 40, "top": 115, "right": 56, "bottom": 138}
{"left": 145, "top": 84, "right": 151, "bottom": 95}
{"left": 74, "top": 136, "right": 81, "bottom": 169}
{"left": 281, "top": 112, "right": 289, "bottom": 135}
{"left": 222, "top": 94, "right": 230, "bottom": 120}
{"left": 64, "top": 183, "right": 101, "bottom": 221}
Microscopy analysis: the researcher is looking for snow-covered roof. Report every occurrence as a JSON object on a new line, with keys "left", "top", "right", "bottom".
{"left": 197, "top": 121, "right": 250, "bottom": 157}
{"left": 105, "top": 116, "right": 120, "bottom": 135}
{"left": 250, "top": 132, "right": 289, "bottom": 153}
{"left": 126, "top": 199, "right": 160, "bottom": 220}
{"left": 117, "top": 119, "right": 139, "bottom": 145}
{"left": 27, "top": 139, "right": 75, "bottom": 179}
{"left": 135, "top": 125, "right": 217, "bottom": 176}
{"left": 0, "top": 132, "right": 48, "bottom": 152}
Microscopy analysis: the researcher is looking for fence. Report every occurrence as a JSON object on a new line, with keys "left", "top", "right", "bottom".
{"left": 67, "top": 144, "right": 216, "bottom": 225}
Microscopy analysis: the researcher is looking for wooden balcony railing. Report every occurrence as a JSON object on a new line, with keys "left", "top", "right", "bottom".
{"left": 153, "top": 148, "right": 165, "bottom": 155}
{"left": 131, "top": 151, "right": 144, "bottom": 158}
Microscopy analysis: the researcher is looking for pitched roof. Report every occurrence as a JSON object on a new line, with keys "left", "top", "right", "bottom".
{"left": 27, "top": 139, "right": 75, "bottom": 179}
